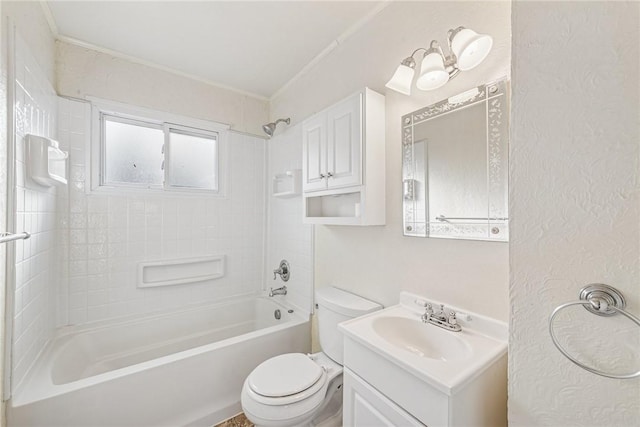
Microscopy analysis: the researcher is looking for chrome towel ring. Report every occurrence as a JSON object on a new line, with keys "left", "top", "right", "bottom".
{"left": 549, "top": 284, "right": 640, "bottom": 379}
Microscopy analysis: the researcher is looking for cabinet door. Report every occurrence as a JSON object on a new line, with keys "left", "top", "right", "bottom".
{"left": 326, "top": 92, "right": 362, "bottom": 189}
{"left": 302, "top": 113, "right": 328, "bottom": 192}
{"left": 343, "top": 370, "right": 425, "bottom": 427}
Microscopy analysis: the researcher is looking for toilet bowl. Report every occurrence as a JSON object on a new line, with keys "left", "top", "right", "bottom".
{"left": 241, "top": 287, "right": 382, "bottom": 427}
{"left": 241, "top": 352, "right": 342, "bottom": 427}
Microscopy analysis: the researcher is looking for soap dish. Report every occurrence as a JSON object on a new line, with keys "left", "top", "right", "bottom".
{"left": 26, "top": 134, "right": 68, "bottom": 187}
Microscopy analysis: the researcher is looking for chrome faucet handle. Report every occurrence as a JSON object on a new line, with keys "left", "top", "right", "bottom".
{"left": 425, "top": 303, "right": 434, "bottom": 315}
{"left": 421, "top": 303, "right": 434, "bottom": 323}
{"left": 273, "top": 260, "right": 290, "bottom": 282}
{"left": 448, "top": 311, "right": 458, "bottom": 326}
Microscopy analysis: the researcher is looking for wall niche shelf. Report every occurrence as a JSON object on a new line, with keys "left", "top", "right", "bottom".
{"left": 272, "top": 169, "right": 301, "bottom": 198}
{"left": 137, "top": 255, "right": 226, "bottom": 288}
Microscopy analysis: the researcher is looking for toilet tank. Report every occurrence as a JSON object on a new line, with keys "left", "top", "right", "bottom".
{"left": 316, "top": 287, "right": 382, "bottom": 364}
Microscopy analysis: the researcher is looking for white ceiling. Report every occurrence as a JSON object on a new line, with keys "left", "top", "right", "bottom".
{"left": 45, "top": 1, "right": 383, "bottom": 99}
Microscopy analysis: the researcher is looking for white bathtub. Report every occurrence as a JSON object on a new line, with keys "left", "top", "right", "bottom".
{"left": 8, "top": 295, "right": 310, "bottom": 426}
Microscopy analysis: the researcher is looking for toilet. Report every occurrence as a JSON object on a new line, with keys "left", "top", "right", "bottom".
{"left": 241, "top": 287, "right": 382, "bottom": 427}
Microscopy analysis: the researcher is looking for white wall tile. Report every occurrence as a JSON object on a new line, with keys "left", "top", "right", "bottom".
{"left": 10, "top": 29, "right": 314, "bottom": 397}
{"left": 57, "top": 98, "right": 267, "bottom": 324}
{"left": 11, "top": 32, "right": 59, "bottom": 392}
{"left": 265, "top": 124, "right": 314, "bottom": 315}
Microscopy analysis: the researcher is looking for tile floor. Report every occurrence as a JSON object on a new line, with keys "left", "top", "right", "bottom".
{"left": 215, "top": 413, "right": 254, "bottom": 427}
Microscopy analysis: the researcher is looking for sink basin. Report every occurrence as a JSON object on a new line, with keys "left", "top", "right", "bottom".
{"left": 339, "top": 292, "right": 508, "bottom": 427}
{"left": 339, "top": 292, "right": 508, "bottom": 395}
{"left": 372, "top": 316, "right": 472, "bottom": 361}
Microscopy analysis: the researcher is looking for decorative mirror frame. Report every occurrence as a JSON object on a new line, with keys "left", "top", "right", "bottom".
{"left": 402, "top": 79, "right": 509, "bottom": 241}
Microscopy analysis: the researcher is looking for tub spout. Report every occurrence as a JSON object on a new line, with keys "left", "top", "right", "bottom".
{"left": 269, "top": 286, "right": 287, "bottom": 297}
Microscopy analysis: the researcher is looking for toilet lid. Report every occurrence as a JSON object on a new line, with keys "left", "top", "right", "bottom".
{"left": 248, "top": 353, "right": 323, "bottom": 398}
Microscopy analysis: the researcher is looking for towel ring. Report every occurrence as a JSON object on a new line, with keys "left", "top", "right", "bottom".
{"left": 549, "top": 284, "right": 640, "bottom": 379}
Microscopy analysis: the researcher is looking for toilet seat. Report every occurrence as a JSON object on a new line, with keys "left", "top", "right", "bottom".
{"left": 246, "top": 353, "right": 328, "bottom": 406}
{"left": 248, "top": 353, "right": 324, "bottom": 399}
{"left": 241, "top": 352, "right": 343, "bottom": 426}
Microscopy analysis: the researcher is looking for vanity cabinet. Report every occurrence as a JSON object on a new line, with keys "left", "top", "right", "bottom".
{"left": 302, "top": 88, "right": 385, "bottom": 225}
{"left": 342, "top": 336, "right": 507, "bottom": 427}
{"left": 343, "top": 368, "right": 423, "bottom": 427}
{"left": 340, "top": 293, "right": 508, "bottom": 427}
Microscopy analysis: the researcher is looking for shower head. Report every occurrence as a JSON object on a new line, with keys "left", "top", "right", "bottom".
{"left": 262, "top": 123, "right": 276, "bottom": 137}
{"left": 262, "top": 118, "right": 290, "bottom": 137}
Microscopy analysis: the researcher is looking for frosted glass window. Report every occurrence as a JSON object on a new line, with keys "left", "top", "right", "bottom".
{"left": 103, "top": 117, "right": 164, "bottom": 186}
{"left": 95, "top": 105, "right": 224, "bottom": 194}
{"left": 168, "top": 130, "right": 218, "bottom": 191}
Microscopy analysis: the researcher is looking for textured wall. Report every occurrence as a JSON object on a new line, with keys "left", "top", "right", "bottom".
{"left": 510, "top": 2, "right": 640, "bottom": 425}
{"left": 271, "top": 1, "right": 511, "bottom": 320}
{"left": 56, "top": 41, "right": 269, "bottom": 137}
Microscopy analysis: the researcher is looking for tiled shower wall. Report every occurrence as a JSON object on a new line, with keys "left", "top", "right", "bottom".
{"left": 11, "top": 33, "right": 59, "bottom": 391}
{"left": 57, "top": 97, "right": 266, "bottom": 325}
{"left": 266, "top": 124, "right": 313, "bottom": 314}
{"left": 9, "top": 27, "right": 313, "bottom": 393}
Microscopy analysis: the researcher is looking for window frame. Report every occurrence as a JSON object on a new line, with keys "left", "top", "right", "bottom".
{"left": 89, "top": 98, "right": 229, "bottom": 196}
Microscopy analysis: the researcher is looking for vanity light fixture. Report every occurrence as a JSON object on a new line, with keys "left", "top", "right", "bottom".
{"left": 385, "top": 27, "right": 493, "bottom": 95}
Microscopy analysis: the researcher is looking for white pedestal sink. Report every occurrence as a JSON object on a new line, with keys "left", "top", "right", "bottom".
{"left": 339, "top": 292, "right": 507, "bottom": 427}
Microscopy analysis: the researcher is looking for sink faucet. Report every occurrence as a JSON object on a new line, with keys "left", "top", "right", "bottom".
{"left": 433, "top": 304, "right": 448, "bottom": 322}
{"left": 422, "top": 303, "right": 462, "bottom": 332}
{"left": 269, "top": 286, "right": 287, "bottom": 297}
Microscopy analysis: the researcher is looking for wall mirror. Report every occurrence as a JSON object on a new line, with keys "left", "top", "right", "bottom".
{"left": 402, "top": 80, "right": 509, "bottom": 241}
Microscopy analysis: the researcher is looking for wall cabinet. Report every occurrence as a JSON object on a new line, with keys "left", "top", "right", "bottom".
{"left": 302, "top": 88, "right": 385, "bottom": 225}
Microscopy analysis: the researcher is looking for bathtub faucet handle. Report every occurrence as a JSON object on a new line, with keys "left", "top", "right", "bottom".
{"left": 273, "top": 259, "right": 290, "bottom": 282}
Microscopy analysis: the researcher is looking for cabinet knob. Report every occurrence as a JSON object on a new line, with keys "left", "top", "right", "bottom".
{"left": 327, "top": 172, "right": 334, "bottom": 178}
{"left": 319, "top": 173, "right": 326, "bottom": 179}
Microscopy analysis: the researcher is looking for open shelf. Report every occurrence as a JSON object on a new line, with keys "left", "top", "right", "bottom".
{"left": 303, "top": 187, "right": 383, "bottom": 226}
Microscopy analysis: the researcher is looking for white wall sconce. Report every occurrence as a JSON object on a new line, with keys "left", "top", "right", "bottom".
{"left": 385, "top": 27, "right": 493, "bottom": 95}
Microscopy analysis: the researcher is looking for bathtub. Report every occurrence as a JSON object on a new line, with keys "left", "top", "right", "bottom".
{"left": 8, "top": 295, "right": 310, "bottom": 426}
